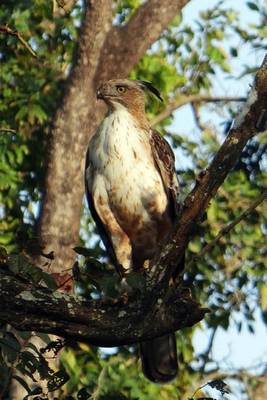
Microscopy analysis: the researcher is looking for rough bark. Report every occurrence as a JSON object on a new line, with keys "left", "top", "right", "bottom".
{"left": 37, "top": 0, "right": 113, "bottom": 272}
{"left": 96, "top": 0, "right": 190, "bottom": 82}
{"left": 37, "top": 0, "right": 190, "bottom": 273}
{"left": 0, "top": 268, "right": 206, "bottom": 347}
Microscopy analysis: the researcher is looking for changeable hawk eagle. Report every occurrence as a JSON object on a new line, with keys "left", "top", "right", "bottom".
{"left": 85, "top": 79, "right": 180, "bottom": 383}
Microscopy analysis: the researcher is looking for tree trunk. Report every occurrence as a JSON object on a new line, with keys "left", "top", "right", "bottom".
{"left": 37, "top": 0, "right": 113, "bottom": 272}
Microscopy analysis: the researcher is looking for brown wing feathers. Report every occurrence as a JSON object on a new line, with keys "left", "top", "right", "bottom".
{"left": 149, "top": 129, "right": 180, "bottom": 218}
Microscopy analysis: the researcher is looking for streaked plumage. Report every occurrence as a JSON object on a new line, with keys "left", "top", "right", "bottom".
{"left": 85, "top": 79, "right": 180, "bottom": 383}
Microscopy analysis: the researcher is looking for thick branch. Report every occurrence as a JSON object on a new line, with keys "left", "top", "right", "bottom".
{"left": 149, "top": 54, "right": 267, "bottom": 286}
{"left": 151, "top": 95, "right": 246, "bottom": 126}
{"left": 97, "top": 0, "right": 190, "bottom": 82}
{"left": 0, "top": 268, "right": 206, "bottom": 347}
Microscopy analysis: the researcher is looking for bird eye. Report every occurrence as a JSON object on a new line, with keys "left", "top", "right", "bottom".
{"left": 117, "top": 86, "right": 126, "bottom": 93}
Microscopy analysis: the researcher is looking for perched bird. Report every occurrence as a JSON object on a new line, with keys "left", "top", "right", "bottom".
{"left": 85, "top": 79, "right": 180, "bottom": 383}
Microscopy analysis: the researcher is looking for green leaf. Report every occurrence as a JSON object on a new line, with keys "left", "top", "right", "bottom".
{"left": 208, "top": 379, "right": 230, "bottom": 394}
{"left": 17, "top": 331, "right": 32, "bottom": 341}
{"left": 36, "top": 333, "right": 52, "bottom": 345}
{"left": 230, "top": 47, "right": 238, "bottom": 57}
{"left": 73, "top": 246, "right": 97, "bottom": 258}
{"left": 125, "top": 271, "right": 146, "bottom": 292}
{"left": 47, "top": 369, "right": 70, "bottom": 392}
{"left": 246, "top": 2, "right": 259, "bottom": 11}
{"left": 15, "top": 105, "right": 28, "bottom": 122}
{"left": 40, "top": 271, "right": 58, "bottom": 290}
{"left": 0, "top": 332, "right": 21, "bottom": 363}
{"left": 100, "top": 274, "right": 121, "bottom": 298}
{"left": 77, "top": 388, "right": 90, "bottom": 400}
{"left": 19, "top": 350, "right": 40, "bottom": 376}
{"left": 28, "top": 104, "right": 47, "bottom": 124}
{"left": 23, "top": 386, "right": 43, "bottom": 400}
{"left": 12, "top": 9, "right": 30, "bottom": 32}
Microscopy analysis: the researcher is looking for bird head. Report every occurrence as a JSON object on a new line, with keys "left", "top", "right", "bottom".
{"left": 96, "top": 79, "right": 163, "bottom": 111}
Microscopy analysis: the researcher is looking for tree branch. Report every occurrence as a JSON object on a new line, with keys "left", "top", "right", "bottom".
{"left": 151, "top": 95, "right": 246, "bottom": 126}
{"left": 97, "top": 0, "right": 190, "bottom": 82}
{"left": 191, "top": 102, "right": 207, "bottom": 131}
{"left": 189, "top": 366, "right": 267, "bottom": 400}
{"left": 0, "top": 127, "right": 17, "bottom": 134}
{"left": 0, "top": 267, "right": 206, "bottom": 347}
{"left": 148, "top": 54, "right": 267, "bottom": 288}
{"left": 199, "top": 327, "right": 218, "bottom": 372}
{"left": 0, "top": 25, "right": 37, "bottom": 58}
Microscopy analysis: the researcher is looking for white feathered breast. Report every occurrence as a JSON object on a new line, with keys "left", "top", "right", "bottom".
{"left": 85, "top": 106, "right": 171, "bottom": 269}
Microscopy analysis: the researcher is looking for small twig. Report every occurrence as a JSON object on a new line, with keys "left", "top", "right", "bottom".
{"left": 0, "top": 127, "right": 17, "bottom": 134}
{"left": 89, "top": 364, "right": 108, "bottom": 400}
{"left": 199, "top": 327, "right": 217, "bottom": 373}
{"left": 0, "top": 25, "right": 37, "bottom": 58}
{"left": 56, "top": 0, "right": 66, "bottom": 8}
{"left": 151, "top": 95, "right": 246, "bottom": 126}
{"left": 189, "top": 190, "right": 267, "bottom": 267}
{"left": 53, "top": 0, "right": 65, "bottom": 13}
{"left": 191, "top": 102, "right": 206, "bottom": 131}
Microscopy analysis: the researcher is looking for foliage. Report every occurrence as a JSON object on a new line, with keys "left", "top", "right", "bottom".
{"left": 0, "top": 0, "right": 266, "bottom": 399}
{"left": 0, "top": 0, "right": 80, "bottom": 249}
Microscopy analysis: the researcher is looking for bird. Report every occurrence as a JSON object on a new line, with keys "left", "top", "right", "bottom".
{"left": 85, "top": 79, "right": 180, "bottom": 383}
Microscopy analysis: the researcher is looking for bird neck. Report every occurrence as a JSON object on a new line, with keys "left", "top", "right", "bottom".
{"left": 109, "top": 99, "right": 150, "bottom": 131}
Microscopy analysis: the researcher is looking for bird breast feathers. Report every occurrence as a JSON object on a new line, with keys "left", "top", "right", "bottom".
{"left": 87, "top": 108, "right": 168, "bottom": 217}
